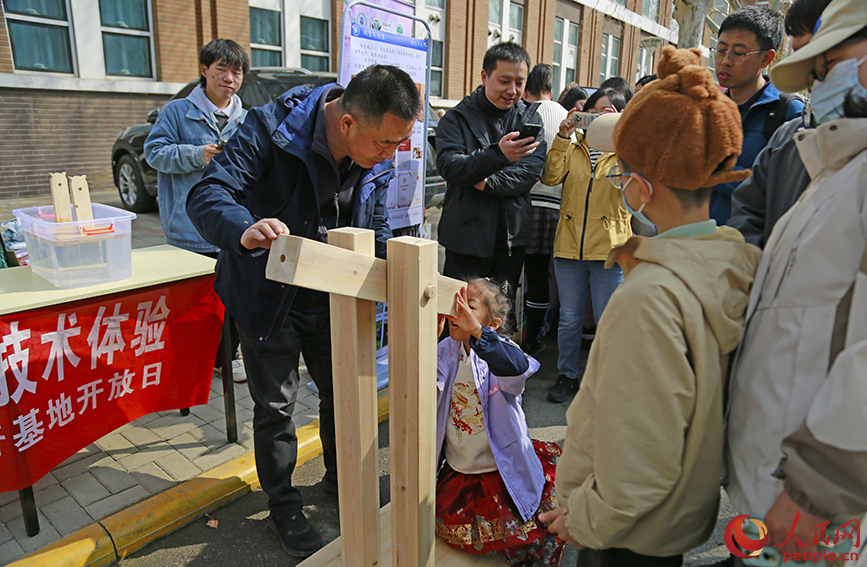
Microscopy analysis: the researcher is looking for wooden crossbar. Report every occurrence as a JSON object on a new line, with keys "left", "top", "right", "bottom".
{"left": 265, "top": 234, "right": 464, "bottom": 317}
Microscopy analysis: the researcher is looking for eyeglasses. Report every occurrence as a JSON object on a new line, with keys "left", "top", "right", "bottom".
{"left": 606, "top": 166, "right": 633, "bottom": 190}
{"left": 710, "top": 47, "right": 765, "bottom": 65}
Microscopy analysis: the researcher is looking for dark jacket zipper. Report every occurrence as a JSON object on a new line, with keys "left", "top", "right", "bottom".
{"left": 578, "top": 145, "right": 596, "bottom": 261}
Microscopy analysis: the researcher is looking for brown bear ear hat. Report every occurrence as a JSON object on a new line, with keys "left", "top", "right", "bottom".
{"left": 612, "top": 45, "right": 751, "bottom": 190}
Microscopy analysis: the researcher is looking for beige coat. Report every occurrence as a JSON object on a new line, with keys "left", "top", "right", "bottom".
{"left": 541, "top": 133, "right": 631, "bottom": 261}
{"left": 555, "top": 227, "right": 761, "bottom": 556}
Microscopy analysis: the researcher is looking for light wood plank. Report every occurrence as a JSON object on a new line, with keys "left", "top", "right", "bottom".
{"left": 69, "top": 175, "right": 94, "bottom": 221}
{"left": 328, "top": 228, "right": 381, "bottom": 567}
{"left": 387, "top": 236, "right": 438, "bottom": 567}
{"left": 266, "top": 234, "right": 463, "bottom": 316}
{"left": 49, "top": 172, "right": 73, "bottom": 223}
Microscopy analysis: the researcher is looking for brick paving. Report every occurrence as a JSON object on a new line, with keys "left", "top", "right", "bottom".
{"left": 0, "top": 186, "right": 321, "bottom": 565}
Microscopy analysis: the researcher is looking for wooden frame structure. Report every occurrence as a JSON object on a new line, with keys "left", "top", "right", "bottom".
{"left": 266, "top": 229, "right": 505, "bottom": 567}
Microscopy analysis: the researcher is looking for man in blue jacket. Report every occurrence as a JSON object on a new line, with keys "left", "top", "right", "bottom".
{"left": 186, "top": 65, "right": 420, "bottom": 557}
{"left": 711, "top": 6, "right": 804, "bottom": 224}
{"left": 145, "top": 38, "right": 249, "bottom": 254}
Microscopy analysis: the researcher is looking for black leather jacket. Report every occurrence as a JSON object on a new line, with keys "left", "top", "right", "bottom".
{"left": 436, "top": 88, "right": 545, "bottom": 257}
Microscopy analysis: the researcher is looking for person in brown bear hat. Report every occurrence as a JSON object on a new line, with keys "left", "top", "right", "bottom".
{"left": 538, "top": 46, "right": 763, "bottom": 567}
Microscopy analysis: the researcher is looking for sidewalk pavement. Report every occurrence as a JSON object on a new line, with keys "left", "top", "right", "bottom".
{"left": 0, "top": 187, "right": 324, "bottom": 565}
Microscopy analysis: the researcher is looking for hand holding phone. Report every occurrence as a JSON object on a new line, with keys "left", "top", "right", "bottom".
{"left": 517, "top": 123, "right": 542, "bottom": 141}
{"left": 216, "top": 139, "right": 227, "bottom": 150}
{"left": 571, "top": 112, "right": 599, "bottom": 130}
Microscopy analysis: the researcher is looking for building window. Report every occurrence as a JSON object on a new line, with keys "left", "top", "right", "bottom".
{"left": 430, "top": 39, "right": 444, "bottom": 97}
{"left": 508, "top": 2, "right": 523, "bottom": 44}
{"left": 553, "top": 17, "right": 563, "bottom": 90}
{"left": 99, "top": 0, "right": 153, "bottom": 77}
{"left": 250, "top": 7, "right": 282, "bottom": 67}
{"left": 4, "top": 0, "right": 74, "bottom": 73}
{"left": 565, "top": 22, "right": 578, "bottom": 84}
{"left": 642, "top": 0, "right": 659, "bottom": 22}
{"left": 300, "top": 16, "right": 329, "bottom": 72}
{"left": 426, "top": 0, "right": 445, "bottom": 8}
{"left": 489, "top": 0, "right": 501, "bottom": 25}
{"left": 636, "top": 44, "right": 653, "bottom": 81}
{"left": 599, "top": 33, "right": 620, "bottom": 85}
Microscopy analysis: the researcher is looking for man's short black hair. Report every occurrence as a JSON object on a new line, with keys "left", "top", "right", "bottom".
{"left": 784, "top": 0, "right": 833, "bottom": 37}
{"left": 720, "top": 6, "right": 785, "bottom": 52}
{"left": 636, "top": 74, "right": 657, "bottom": 88}
{"left": 560, "top": 85, "right": 588, "bottom": 110}
{"left": 339, "top": 64, "right": 422, "bottom": 124}
{"left": 599, "top": 76, "right": 635, "bottom": 104}
{"left": 199, "top": 39, "right": 250, "bottom": 87}
{"left": 482, "top": 41, "right": 531, "bottom": 75}
{"left": 584, "top": 87, "right": 628, "bottom": 112}
{"left": 526, "top": 64, "right": 553, "bottom": 96}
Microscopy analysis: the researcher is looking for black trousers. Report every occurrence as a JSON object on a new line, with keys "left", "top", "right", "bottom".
{"left": 576, "top": 548, "right": 683, "bottom": 567}
{"left": 238, "top": 309, "right": 336, "bottom": 516}
{"left": 443, "top": 246, "right": 526, "bottom": 331}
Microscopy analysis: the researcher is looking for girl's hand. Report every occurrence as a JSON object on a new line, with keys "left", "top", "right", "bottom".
{"left": 437, "top": 313, "right": 448, "bottom": 338}
{"left": 559, "top": 111, "right": 577, "bottom": 138}
{"left": 538, "top": 508, "right": 584, "bottom": 549}
{"left": 600, "top": 104, "right": 619, "bottom": 114}
{"left": 449, "top": 286, "right": 483, "bottom": 340}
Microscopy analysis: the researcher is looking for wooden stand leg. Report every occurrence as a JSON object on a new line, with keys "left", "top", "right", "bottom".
{"left": 329, "top": 228, "right": 381, "bottom": 567}
{"left": 387, "top": 237, "right": 438, "bottom": 567}
{"left": 19, "top": 486, "right": 39, "bottom": 536}
{"left": 220, "top": 315, "right": 238, "bottom": 443}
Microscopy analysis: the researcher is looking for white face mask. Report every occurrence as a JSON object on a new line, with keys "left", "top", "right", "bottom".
{"left": 810, "top": 53, "right": 867, "bottom": 124}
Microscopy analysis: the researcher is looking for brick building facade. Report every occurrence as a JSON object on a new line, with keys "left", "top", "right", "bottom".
{"left": 1, "top": 0, "right": 712, "bottom": 202}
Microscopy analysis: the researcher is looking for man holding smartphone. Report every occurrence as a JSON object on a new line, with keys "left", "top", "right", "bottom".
{"left": 436, "top": 41, "right": 546, "bottom": 330}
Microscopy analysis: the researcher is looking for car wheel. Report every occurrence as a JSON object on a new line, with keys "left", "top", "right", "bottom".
{"left": 116, "top": 154, "right": 156, "bottom": 213}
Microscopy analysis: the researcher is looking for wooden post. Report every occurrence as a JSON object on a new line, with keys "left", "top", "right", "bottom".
{"left": 329, "top": 228, "right": 381, "bottom": 567}
{"left": 386, "top": 237, "right": 438, "bottom": 567}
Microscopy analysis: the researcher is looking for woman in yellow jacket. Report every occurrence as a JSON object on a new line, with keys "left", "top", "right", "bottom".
{"left": 542, "top": 88, "right": 632, "bottom": 403}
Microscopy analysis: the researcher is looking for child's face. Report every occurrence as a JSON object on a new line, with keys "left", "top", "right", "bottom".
{"left": 448, "top": 283, "right": 493, "bottom": 342}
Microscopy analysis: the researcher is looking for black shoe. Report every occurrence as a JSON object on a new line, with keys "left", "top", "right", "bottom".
{"left": 267, "top": 511, "right": 323, "bottom": 557}
{"left": 321, "top": 474, "right": 338, "bottom": 496}
{"left": 547, "top": 375, "right": 580, "bottom": 403}
{"left": 523, "top": 340, "right": 545, "bottom": 356}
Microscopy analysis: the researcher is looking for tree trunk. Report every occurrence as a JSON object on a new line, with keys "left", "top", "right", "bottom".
{"left": 673, "top": 0, "right": 715, "bottom": 48}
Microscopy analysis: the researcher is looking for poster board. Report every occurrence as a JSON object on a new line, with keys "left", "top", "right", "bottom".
{"left": 339, "top": 1, "right": 431, "bottom": 232}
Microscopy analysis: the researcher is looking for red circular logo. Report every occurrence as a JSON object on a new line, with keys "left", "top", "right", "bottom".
{"left": 724, "top": 515, "right": 770, "bottom": 559}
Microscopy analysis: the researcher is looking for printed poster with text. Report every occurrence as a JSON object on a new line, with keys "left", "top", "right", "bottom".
{"left": 340, "top": 13, "right": 428, "bottom": 230}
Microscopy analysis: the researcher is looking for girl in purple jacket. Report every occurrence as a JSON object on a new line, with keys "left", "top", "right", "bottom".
{"left": 435, "top": 279, "right": 563, "bottom": 567}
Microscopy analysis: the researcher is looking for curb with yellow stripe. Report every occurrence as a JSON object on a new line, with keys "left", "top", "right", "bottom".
{"left": 9, "top": 390, "right": 390, "bottom": 567}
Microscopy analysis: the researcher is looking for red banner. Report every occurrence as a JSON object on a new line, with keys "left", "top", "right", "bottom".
{"left": 0, "top": 275, "right": 224, "bottom": 492}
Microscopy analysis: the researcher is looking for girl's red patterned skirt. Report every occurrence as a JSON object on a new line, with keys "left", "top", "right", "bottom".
{"left": 435, "top": 440, "right": 563, "bottom": 567}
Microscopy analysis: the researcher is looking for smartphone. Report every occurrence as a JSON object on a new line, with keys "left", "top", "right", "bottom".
{"left": 517, "top": 123, "right": 542, "bottom": 140}
{"left": 216, "top": 139, "right": 227, "bottom": 150}
{"left": 572, "top": 112, "right": 599, "bottom": 130}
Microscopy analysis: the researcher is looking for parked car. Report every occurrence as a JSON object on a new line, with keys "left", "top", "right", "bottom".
{"left": 111, "top": 67, "right": 445, "bottom": 213}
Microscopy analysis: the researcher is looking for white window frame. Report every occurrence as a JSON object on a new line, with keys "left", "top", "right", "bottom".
{"left": 250, "top": 6, "right": 283, "bottom": 67}
{"left": 599, "top": 32, "right": 621, "bottom": 85}
{"left": 488, "top": 0, "right": 523, "bottom": 47}
{"left": 299, "top": 15, "right": 330, "bottom": 72}
{"left": 99, "top": 0, "right": 155, "bottom": 78}
{"left": 4, "top": 0, "right": 78, "bottom": 76}
{"left": 552, "top": 16, "right": 580, "bottom": 94}
{"left": 508, "top": 2, "right": 523, "bottom": 45}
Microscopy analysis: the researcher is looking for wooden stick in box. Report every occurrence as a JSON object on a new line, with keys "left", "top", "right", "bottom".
{"left": 69, "top": 175, "right": 93, "bottom": 221}
{"left": 49, "top": 172, "right": 73, "bottom": 223}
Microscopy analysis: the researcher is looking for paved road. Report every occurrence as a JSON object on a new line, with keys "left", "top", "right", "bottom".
{"left": 119, "top": 332, "right": 735, "bottom": 567}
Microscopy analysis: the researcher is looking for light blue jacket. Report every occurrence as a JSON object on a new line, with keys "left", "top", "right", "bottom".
{"left": 436, "top": 327, "right": 543, "bottom": 522}
{"left": 145, "top": 86, "right": 246, "bottom": 253}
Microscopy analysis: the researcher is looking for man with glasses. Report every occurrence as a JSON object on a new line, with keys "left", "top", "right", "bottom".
{"left": 711, "top": 6, "right": 804, "bottom": 225}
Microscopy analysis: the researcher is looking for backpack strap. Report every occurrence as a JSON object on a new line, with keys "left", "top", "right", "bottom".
{"left": 764, "top": 93, "right": 801, "bottom": 140}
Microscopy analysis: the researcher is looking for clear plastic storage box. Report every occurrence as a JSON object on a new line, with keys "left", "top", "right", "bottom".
{"left": 14, "top": 204, "right": 137, "bottom": 289}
